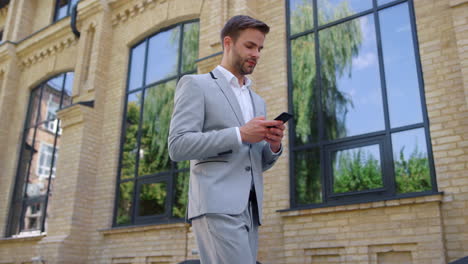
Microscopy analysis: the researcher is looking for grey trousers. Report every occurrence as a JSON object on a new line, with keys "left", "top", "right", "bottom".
{"left": 192, "top": 201, "right": 259, "bottom": 264}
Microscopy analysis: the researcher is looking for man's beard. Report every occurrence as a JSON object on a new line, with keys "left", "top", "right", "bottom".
{"left": 232, "top": 49, "right": 256, "bottom": 75}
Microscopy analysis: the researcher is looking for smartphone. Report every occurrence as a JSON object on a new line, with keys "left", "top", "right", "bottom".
{"left": 268, "top": 112, "right": 293, "bottom": 128}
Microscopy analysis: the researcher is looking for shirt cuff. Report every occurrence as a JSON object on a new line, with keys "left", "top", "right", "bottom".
{"left": 270, "top": 143, "right": 283, "bottom": 155}
{"left": 235, "top": 127, "right": 242, "bottom": 146}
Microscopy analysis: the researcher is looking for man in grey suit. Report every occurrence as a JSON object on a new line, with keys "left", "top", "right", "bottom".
{"left": 168, "top": 15, "right": 285, "bottom": 264}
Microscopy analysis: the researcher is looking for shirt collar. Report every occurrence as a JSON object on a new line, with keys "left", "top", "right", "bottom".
{"left": 215, "top": 65, "right": 252, "bottom": 89}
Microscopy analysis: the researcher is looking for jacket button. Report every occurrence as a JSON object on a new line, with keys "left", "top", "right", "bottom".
{"left": 245, "top": 166, "right": 251, "bottom": 171}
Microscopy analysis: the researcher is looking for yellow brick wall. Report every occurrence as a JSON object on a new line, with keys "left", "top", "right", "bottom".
{"left": 0, "top": 0, "right": 466, "bottom": 263}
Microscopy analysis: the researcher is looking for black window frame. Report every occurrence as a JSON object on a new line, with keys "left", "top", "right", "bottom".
{"left": 113, "top": 20, "right": 199, "bottom": 227}
{"left": 6, "top": 72, "right": 74, "bottom": 237}
{"left": 285, "top": 0, "right": 438, "bottom": 210}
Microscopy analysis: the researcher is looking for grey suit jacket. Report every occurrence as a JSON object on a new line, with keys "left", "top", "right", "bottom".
{"left": 168, "top": 67, "right": 282, "bottom": 224}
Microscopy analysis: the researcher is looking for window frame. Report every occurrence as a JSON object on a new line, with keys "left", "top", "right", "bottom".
{"left": 113, "top": 20, "right": 199, "bottom": 227}
{"left": 285, "top": 0, "right": 438, "bottom": 210}
{"left": 6, "top": 72, "right": 73, "bottom": 237}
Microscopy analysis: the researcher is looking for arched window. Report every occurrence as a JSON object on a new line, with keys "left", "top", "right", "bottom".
{"left": 7, "top": 72, "right": 74, "bottom": 236}
{"left": 115, "top": 21, "right": 199, "bottom": 226}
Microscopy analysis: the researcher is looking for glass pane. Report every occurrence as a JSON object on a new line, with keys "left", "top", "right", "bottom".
{"left": 294, "top": 148, "right": 322, "bottom": 205}
{"left": 392, "top": 128, "right": 431, "bottom": 194}
{"left": 44, "top": 93, "right": 61, "bottom": 122}
{"left": 289, "top": 0, "right": 314, "bottom": 35}
{"left": 138, "top": 80, "right": 176, "bottom": 176}
{"left": 138, "top": 182, "right": 167, "bottom": 216}
{"left": 146, "top": 27, "right": 180, "bottom": 84}
{"left": 55, "top": 0, "right": 69, "bottom": 21}
{"left": 46, "top": 75, "right": 64, "bottom": 93}
{"left": 291, "top": 34, "right": 319, "bottom": 145}
{"left": 378, "top": 0, "right": 394, "bottom": 5}
{"left": 27, "top": 88, "right": 42, "bottom": 128}
{"left": 332, "top": 144, "right": 383, "bottom": 194}
{"left": 380, "top": 3, "right": 423, "bottom": 128}
{"left": 181, "top": 22, "right": 200, "bottom": 73}
{"left": 17, "top": 128, "right": 37, "bottom": 199}
{"left": 120, "top": 92, "right": 142, "bottom": 180}
{"left": 116, "top": 181, "right": 134, "bottom": 225}
{"left": 21, "top": 200, "right": 45, "bottom": 232}
{"left": 320, "top": 15, "right": 384, "bottom": 139}
{"left": 173, "top": 171, "right": 189, "bottom": 218}
{"left": 63, "top": 72, "right": 74, "bottom": 101}
{"left": 128, "top": 42, "right": 146, "bottom": 91}
{"left": 318, "top": 0, "right": 372, "bottom": 25}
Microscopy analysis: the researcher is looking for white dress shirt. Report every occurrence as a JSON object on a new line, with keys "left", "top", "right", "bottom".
{"left": 215, "top": 65, "right": 254, "bottom": 145}
{"left": 215, "top": 65, "right": 282, "bottom": 155}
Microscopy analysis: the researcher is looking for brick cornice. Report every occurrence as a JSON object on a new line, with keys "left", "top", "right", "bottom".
{"left": 449, "top": 0, "right": 468, "bottom": 7}
{"left": 110, "top": 0, "right": 162, "bottom": 27}
{"left": 57, "top": 103, "right": 94, "bottom": 129}
{"left": 16, "top": 20, "right": 78, "bottom": 70}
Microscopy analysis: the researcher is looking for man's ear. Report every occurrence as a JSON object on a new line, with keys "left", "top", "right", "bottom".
{"left": 223, "top": 36, "right": 233, "bottom": 51}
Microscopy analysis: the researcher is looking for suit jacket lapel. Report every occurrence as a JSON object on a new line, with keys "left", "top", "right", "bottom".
{"left": 211, "top": 68, "right": 245, "bottom": 126}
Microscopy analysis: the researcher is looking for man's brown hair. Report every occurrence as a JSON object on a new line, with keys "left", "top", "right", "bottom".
{"left": 220, "top": 15, "right": 270, "bottom": 47}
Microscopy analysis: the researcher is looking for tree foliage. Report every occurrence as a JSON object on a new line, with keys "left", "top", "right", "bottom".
{"left": 394, "top": 147, "right": 431, "bottom": 193}
{"left": 333, "top": 149, "right": 382, "bottom": 193}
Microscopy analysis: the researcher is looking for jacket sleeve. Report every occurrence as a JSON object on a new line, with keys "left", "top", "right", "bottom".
{"left": 168, "top": 75, "right": 240, "bottom": 162}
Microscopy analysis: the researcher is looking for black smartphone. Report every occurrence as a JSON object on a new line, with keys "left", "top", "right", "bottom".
{"left": 268, "top": 112, "right": 293, "bottom": 128}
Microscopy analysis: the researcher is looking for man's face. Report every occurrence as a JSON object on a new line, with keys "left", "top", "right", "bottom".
{"left": 226, "top": 28, "right": 265, "bottom": 76}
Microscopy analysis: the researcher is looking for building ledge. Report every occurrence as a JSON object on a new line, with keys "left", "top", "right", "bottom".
{"left": 0, "top": 233, "right": 46, "bottom": 244}
{"left": 99, "top": 222, "right": 188, "bottom": 236}
{"left": 278, "top": 193, "right": 443, "bottom": 218}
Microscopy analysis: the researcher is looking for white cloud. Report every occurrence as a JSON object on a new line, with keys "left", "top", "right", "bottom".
{"left": 352, "top": 52, "right": 377, "bottom": 70}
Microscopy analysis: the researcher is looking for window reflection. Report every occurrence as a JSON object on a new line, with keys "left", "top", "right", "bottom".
{"left": 182, "top": 22, "right": 200, "bottom": 73}
{"left": 320, "top": 15, "right": 384, "bottom": 139}
{"left": 295, "top": 148, "right": 322, "bottom": 205}
{"left": 380, "top": 3, "right": 423, "bottom": 128}
{"left": 116, "top": 21, "right": 199, "bottom": 226}
{"left": 378, "top": 0, "right": 395, "bottom": 5}
{"left": 128, "top": 43, "right": 146, "bottom": 91}
{"left": 291, "top": 34, "right": 319, "bottom": 145}
{"left": 287, "top": 0, "right": 435, "bottom": 207}
{"left": 392, "top": 128, "right": 431, "bottom": 194}
{"left": 318, "top": 0, "right": 372, "bottom": 25}
{"left": 120, "top": 92, "right": 142, "bottom": 180}
{"left": 139, "top": 81, "right": 176, "bottom": 176}
{"left": 117, "top": 181, "right": 134, "bottom": 225}
{"left": 332, "top": 144, "right": 383, "bottom": 194}
{"left": 138, "top": 182, "right": 167, "bottom": 216}
{"left": 10, "top": 72, "right": 72, "bottom": 236}
{"left": 289, "top": 0, "right": 314, "bottom": 35}
{"left": 146, "top": 27, "right": 180, "bottom": 84}
{"left": 173, "top": 171, "right": 189, "bottom": 218}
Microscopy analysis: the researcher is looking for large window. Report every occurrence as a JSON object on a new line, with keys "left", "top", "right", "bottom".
{"left": 115, "top": 21, "right": 199, "bottom": 226}
{"left": 287, "top": 0, "right": 436, "bottom": 208}
{"left": 7, "top": 73, "right": 73, "bottom": 236}
{"left": 53, "top": 0, "right": 78, "bottom": 22}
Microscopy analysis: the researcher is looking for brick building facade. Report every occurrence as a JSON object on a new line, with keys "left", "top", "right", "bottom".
{"left": 0, "top": 0, "right": 466, "bottom": 263}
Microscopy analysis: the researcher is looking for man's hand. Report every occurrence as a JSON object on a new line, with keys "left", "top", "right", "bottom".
{"left": 265, "top": 123, "right": 285, "bottom": 153}
{"left": 240, "top": 116, "right": 282, "bottom": 144}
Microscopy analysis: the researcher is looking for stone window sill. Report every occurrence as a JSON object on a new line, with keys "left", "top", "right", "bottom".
{"left": 99, "top": 222, "right": 189, "bottom": 236}
{"left": 278, "top": 193, "right": 443, "bottom": 218}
